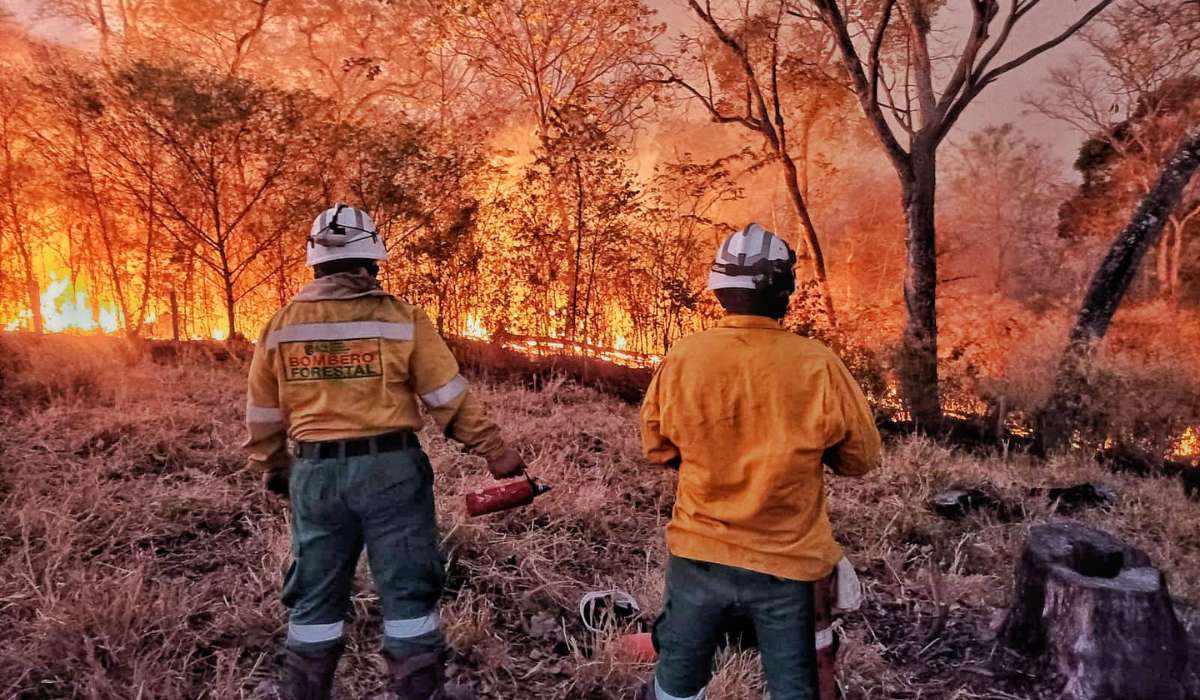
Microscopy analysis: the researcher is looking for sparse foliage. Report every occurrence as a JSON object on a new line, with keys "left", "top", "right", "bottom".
{"left": 803, "top": 0, "right": 1117, "bottom": 425}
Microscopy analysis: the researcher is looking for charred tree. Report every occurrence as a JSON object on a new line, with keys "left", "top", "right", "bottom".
{"left": 999, "top": 522, "right": 1191, "bottom": 700}
{"left": 1040, "top": 127, "right": 1200, "bottom": 452}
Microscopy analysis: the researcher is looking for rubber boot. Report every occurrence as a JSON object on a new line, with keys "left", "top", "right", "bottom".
{"left": 384, "top": 650, "right": 448, "bottom": 700}
{"left": 281, "top": 643, "right": 344, "bottom": 700}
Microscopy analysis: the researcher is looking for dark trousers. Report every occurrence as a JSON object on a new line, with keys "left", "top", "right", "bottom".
{"left": 652, "top": 556, "right": 819, "bottom": 700}
{"left": 282, "top": 447, "right": 445, "bottom": 656}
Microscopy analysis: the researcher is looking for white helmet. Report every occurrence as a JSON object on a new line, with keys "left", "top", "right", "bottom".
{"left": 306, "top": 203, "right": 388, "bottom": 267}
{"left": 707, "top": 223, "right": 796, "bottom": 292}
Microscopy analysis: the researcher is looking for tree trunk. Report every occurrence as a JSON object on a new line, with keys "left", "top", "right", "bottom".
{"left": 1169, "top": 223, "right": 1182, "bottom": 300}
{"left": 1156, "top": 226, "right": 1172, "bottom": 301}
{"left": 999, "top": 522, "right": 1190, "bottom": 700}
{"left": 581, "top": 230, "right": 600, "bottom": 351}
{"left": 1, "top": 119, "right": 39, "bottom": 333}
{"left": 83, "top": 277, "right": 99, "bottom": 327}
{"left": 93, "top": 0, "right": 112, "bottom": 64}
{"left": 1168, "top": 209, "right": 1195, "bottom": 303}
{"left": 898, "top": 147, "right": 941, "bottom": 427}
{"left": 436, "top": 279, "right": 446, "bottom": 335}
{"left": 219, "top": 243, "right": 237, "bottom": 340}
{"left": 20, "top": 247, "right": 43, "bottom": 334}
{"left": 1040, "top": 128, "right": 1200, "bottom": 451}
{"left": 131, "top": 188, "right": 155, "bottom": 338}
{"left": 223, "top": 277, "right": 237, "bottom": 341}
{"left": 779, "top": 149, "right": 837, "bottom": 327}
{"left": 276, "top": 230, "right": 288, "bottom": 307}
{"left": 182, "top": 260, "right": 195, "bottom": 339}
{"left": 568, "top": 157, "right": 585, "bottom": 343}
{"left": 170, "top": 290, "right": 180, "bottom": 342}
{"left": 77, "top": 122, "right": 131, "bottom": 330}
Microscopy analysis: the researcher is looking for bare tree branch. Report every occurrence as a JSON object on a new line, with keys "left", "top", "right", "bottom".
{"left": 978, "top": 0, "right": 1116, "bottom": 86}
{"left": 809, "top": 0, "right": 911, "bottom": 170}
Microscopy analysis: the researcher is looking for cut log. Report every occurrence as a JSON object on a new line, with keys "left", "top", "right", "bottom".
{"left": 999, "top": 521, "right": 1191, "bottom": 700}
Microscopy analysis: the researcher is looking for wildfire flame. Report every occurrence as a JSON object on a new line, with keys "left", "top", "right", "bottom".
{"left": 463, "top": 313, "right": 491, "bottom": 341}
{"left": 0, "top": 272, "right": 236, "bottom": 340}
{"left": 3, "top": 275, "right": 121, "bottom": 334}
{"left": 3, "top": 274, "right": 1196, "bottom": 456}
{"left": 1176, "top": 426, "right": 1199, "bottom": 459}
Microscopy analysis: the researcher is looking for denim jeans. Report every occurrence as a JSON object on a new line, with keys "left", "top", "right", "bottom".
{"left": 282, "top": 447, "right": 445, "bottom": 656}
{"left": 652, "top": 556, "right": 818, "bottom": 700}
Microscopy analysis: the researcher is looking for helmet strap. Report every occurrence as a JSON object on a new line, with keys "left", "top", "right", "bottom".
{"left": 711, "top": 257, "right": 796, "bottom": 296}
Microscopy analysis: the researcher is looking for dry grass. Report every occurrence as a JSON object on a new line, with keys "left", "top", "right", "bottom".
{"left": 1, "top": 334, "right": 1197, "bottom": 699}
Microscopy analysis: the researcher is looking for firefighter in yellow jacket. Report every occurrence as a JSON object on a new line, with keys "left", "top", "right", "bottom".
{"left": 243, "top": 204, "right": 525, "bottom": 700}
{"left": 638, "top": 224, "right": 881, "bottom": 700}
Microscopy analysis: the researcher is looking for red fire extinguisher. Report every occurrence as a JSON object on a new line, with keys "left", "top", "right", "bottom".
{"left": 465, "top": 476, "right": 550, "bottom": 517}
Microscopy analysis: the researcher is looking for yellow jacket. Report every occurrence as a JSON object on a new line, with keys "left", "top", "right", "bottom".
{"left": 641, "top": 315, "right": 880, "bottom": 581}
{"left": 243, "top": 272, "right": 506, "bottom": 471}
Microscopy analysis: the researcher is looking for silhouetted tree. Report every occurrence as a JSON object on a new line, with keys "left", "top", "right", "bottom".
{"left": 1041, "top": 127, "right": 1200, "bottom": 451}
{"left": 805, "top": 0, "right": 1115, "bottom": 426}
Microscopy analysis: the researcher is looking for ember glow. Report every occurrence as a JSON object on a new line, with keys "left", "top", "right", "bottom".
{"left": 1177, "top": 427, "right": 1200, "bottom": 459}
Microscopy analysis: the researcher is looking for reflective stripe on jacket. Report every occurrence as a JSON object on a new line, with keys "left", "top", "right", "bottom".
{"left": 243, "top": 275, "right": 505, "bottom": 471}
{"left": 640, "top": 315, "right": 881, "bottom": 581}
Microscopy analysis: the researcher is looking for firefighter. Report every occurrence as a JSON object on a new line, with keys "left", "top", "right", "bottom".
{"left": 638, "top": 223, "right": 881, "bottom": 700}
{"left": 243, "top": 203, "right": 525, "bottom": 700}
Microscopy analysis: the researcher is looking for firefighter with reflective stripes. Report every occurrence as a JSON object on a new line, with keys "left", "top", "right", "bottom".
{"left": 243, "top": 204, "right": 525, "bottom": 700}
{"left": 637, "top": 224, "right": 881, "bottom": 700}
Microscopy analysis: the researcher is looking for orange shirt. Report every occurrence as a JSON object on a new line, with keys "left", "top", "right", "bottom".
{"left": 640, "top": 315, "right": 880, "bottom": 581}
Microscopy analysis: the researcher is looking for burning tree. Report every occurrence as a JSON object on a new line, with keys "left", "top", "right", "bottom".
{"left": 104, "top": 62, "right": 325, "bottom": 339}
{"left": 444, "top": 0, "right": 664, "bottom": 134}
{"left": 23, "top": 55, "right": 160, "bottom": 337}
{"left": 1041, "top": 126, "right": 1200, "bottom": 452}
{"left": 663, "top": 0, "right": 851, "bottom": 326}
{"left": 0, "top": 71, "right": 46, "bottom": 334}
{"left": 804, "top": 0, "right": 1116, "bottom": 425}
{"left": 445, "top": 0, "right": 663, "bottom": 344}
{"left": 631, "top": 151, "right": 749, "bottom": 354}
{"left": 493, "top": 106, "right": 643, "bottom": 347}
{"left": 342, "top": 123, "right": 494, "bottom": 336}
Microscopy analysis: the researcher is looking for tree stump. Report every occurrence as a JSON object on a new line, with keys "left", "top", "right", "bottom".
{"left": 999, "top": 522, "right": 1191, "bottom": 700}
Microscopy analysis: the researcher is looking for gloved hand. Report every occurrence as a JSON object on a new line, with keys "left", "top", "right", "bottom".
{"left": 264, "top": 465, "right": 290, "bottom": 499}
{"left": 487, "top": 447, "right": 526, "bottom": 479}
